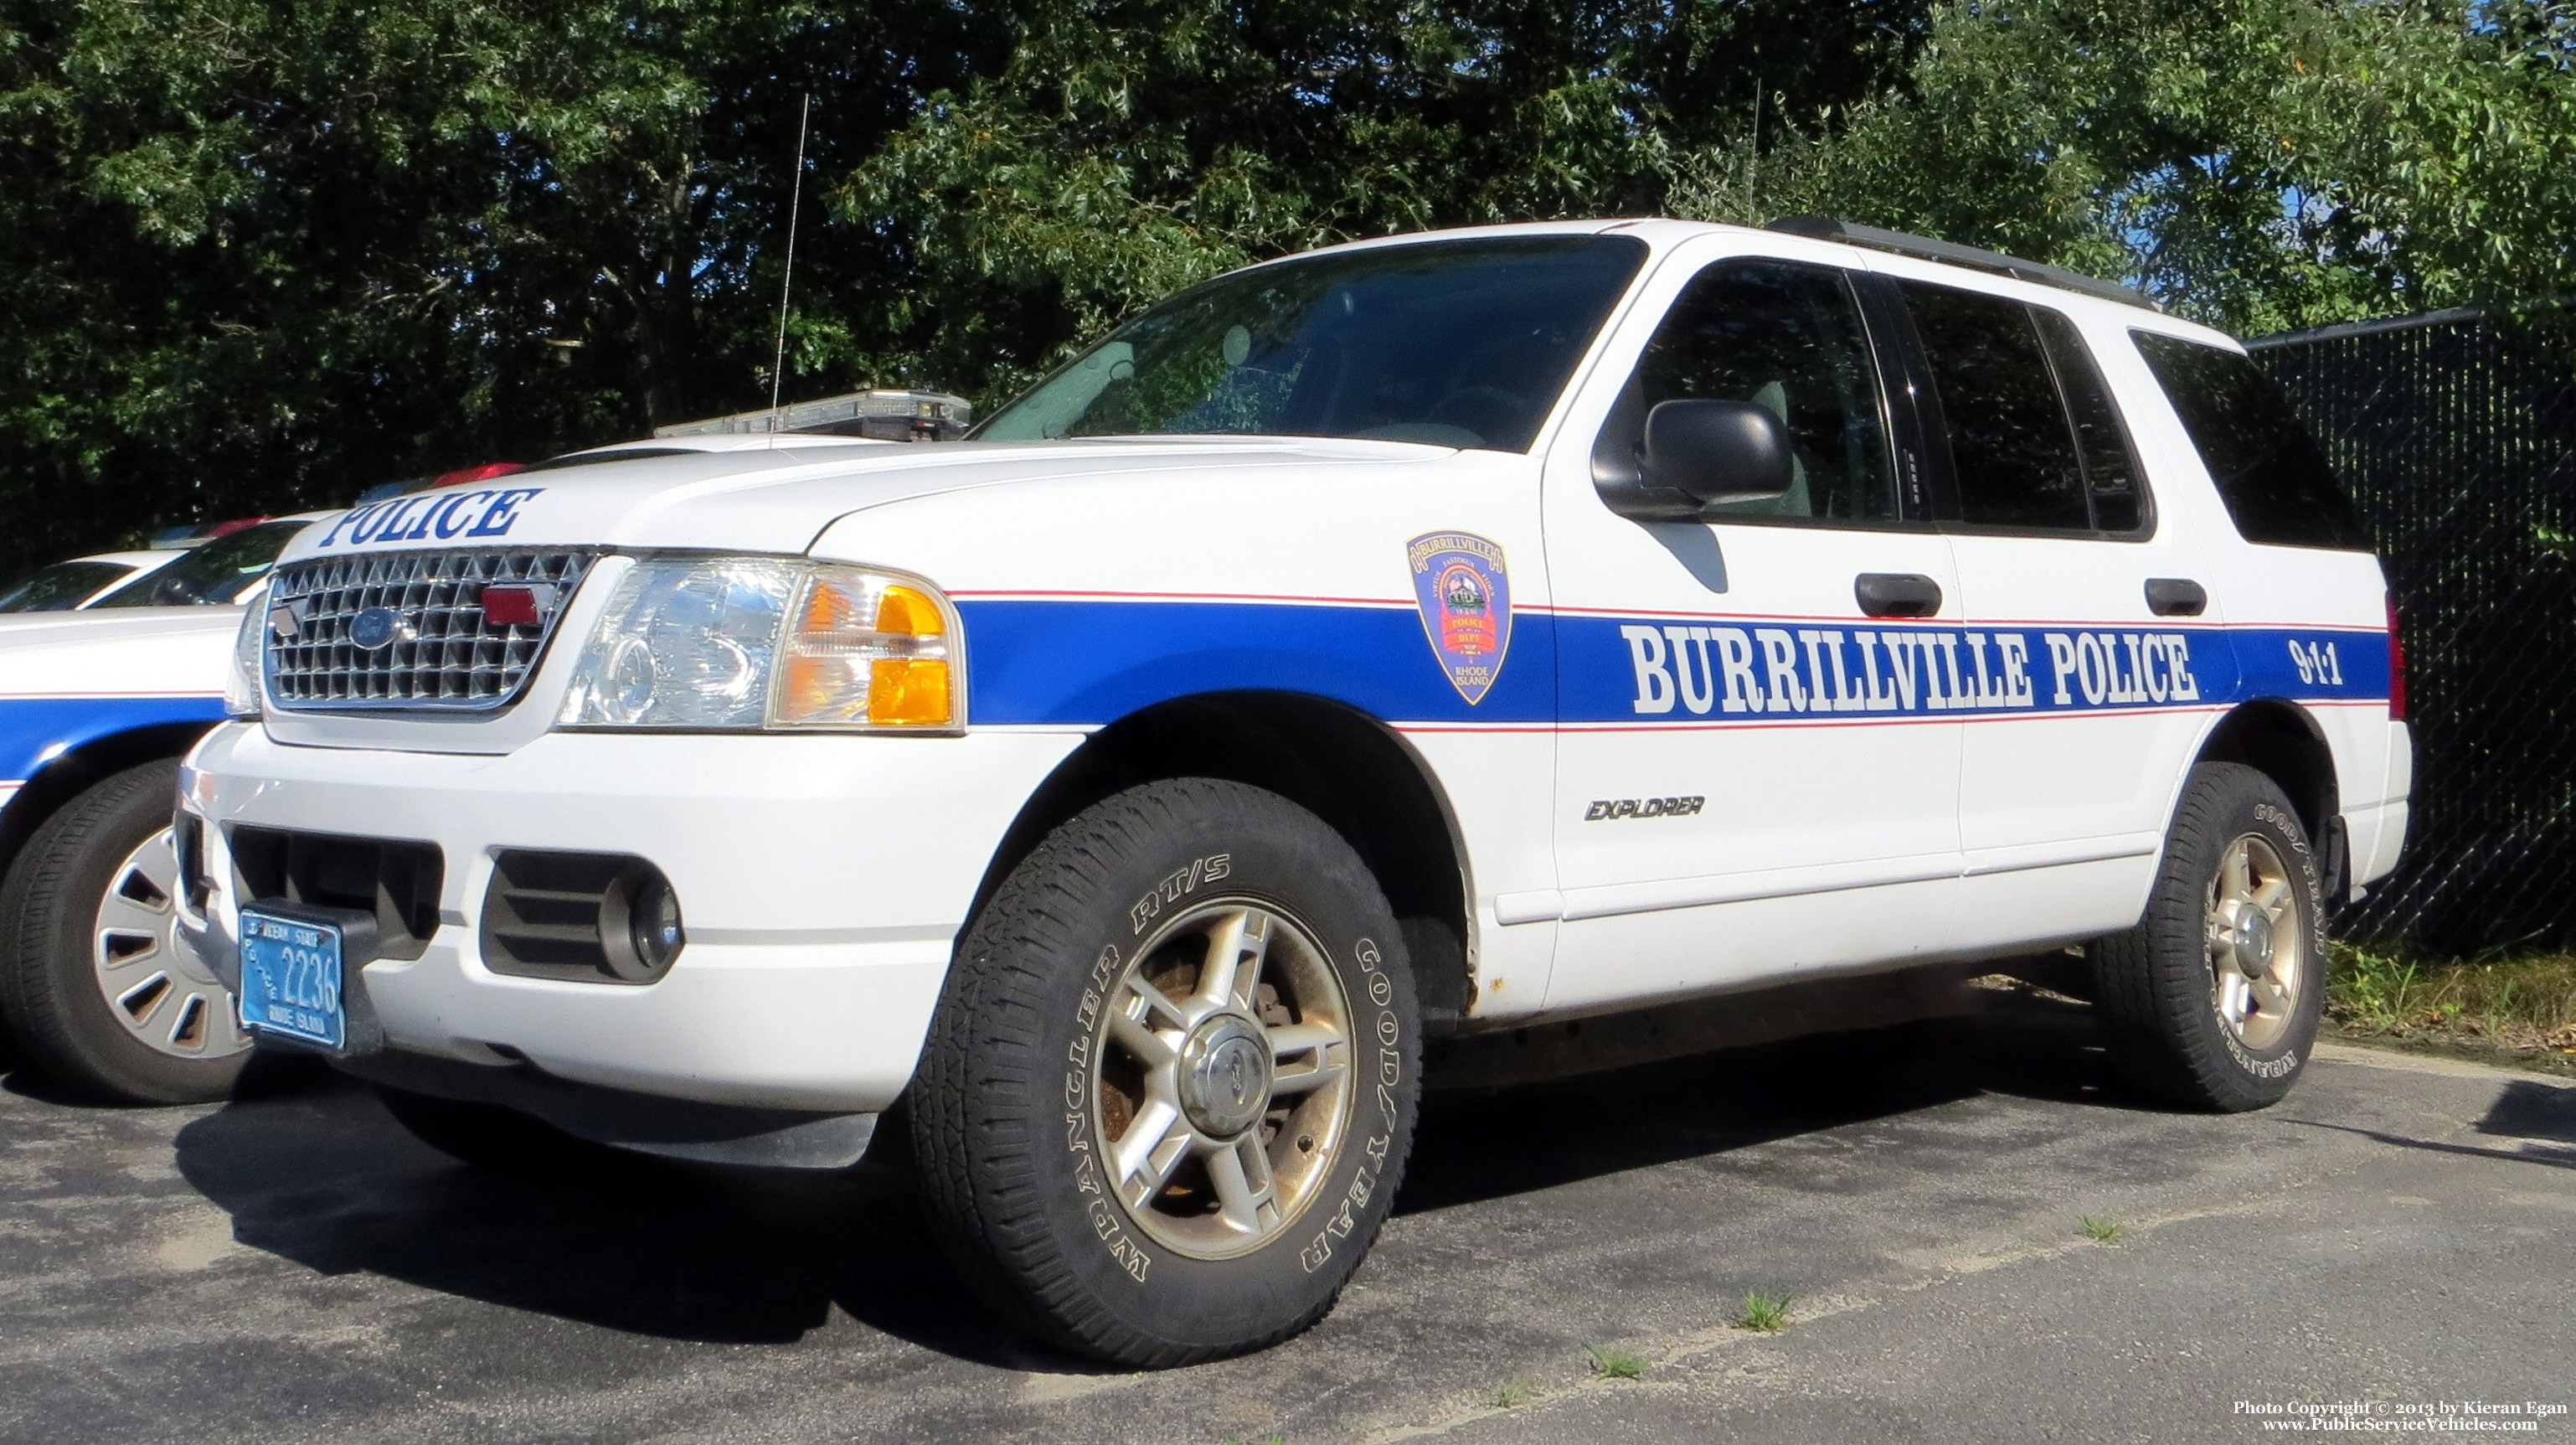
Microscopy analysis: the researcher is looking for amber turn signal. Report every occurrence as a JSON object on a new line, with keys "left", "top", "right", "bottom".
{"left": 770, "top": 570, "right": 961, "bottom": 730}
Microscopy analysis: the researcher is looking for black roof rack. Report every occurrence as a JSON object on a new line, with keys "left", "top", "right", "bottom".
{"left": 1766, "top": 216, "right": 2157, "bottom": 312}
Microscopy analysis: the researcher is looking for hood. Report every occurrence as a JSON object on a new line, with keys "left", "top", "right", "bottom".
{"left": 280, "top": 436, "right": 1456, "bottom": 562}
{"left": 0, "top": 606, "right": 242, "bottom": 697}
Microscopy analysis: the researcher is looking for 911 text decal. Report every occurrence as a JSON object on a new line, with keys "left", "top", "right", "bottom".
{"left": 1620, "top": 624, "right": 2205, "bottom": 717}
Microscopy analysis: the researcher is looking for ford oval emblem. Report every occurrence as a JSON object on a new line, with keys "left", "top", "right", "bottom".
{"left": 348, "top": 606, "right": 409, "bottom": 651}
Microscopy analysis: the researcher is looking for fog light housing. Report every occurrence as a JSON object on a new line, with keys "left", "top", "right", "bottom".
{"left": 481, "top": 850, "right": 683, "bottom": 984}
{"left": 602, "top": 866, "right": 685, "bottom": 982}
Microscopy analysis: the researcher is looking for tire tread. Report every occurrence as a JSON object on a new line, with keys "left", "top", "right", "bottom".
{"left": 0, "top": 759, "right": 238, "bottom": 1104}
{"left": 912, "top": 777, "right": 1402, "bottom": 1366}
{"left": 2092, "top": 762, "right": 2321, "bottom": 1112}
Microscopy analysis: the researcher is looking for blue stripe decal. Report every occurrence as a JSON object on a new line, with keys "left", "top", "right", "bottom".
{"left": 957, "top": 600, "right": 1555, "bottom": 725}
{"left": 956, "top": 599, "right": 2388, "bottom": 727}
{"left": 0, "top": 695, "right": 227, "bottom": 783}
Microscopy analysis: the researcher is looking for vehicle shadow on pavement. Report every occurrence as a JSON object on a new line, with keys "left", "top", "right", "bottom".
{"left": 1402, "top": 983, "right": 2125, "bottom": 1213}
{"left": 171, "top": 1074, "right": 1054, "bottom": 1365}
{"left": 2285, "top": 1076, "right": 2576, "bottom": 1174}
{"left": 167, "top": 983, "right": 2126, "bottom": 1364}
{"left": 2478, "top": 1078, "right": 2576, "bottom": 1144}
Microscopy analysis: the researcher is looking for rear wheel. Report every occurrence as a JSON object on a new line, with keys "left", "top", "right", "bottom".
{"left": 0, "top": 760, "right": 251, "bottom": 1103}
{"left": 912, "top": 778, "right": 1421, "bottom": 1367}
{"left": 2092, "top": 763, "right": 2323, "bottom": 1111}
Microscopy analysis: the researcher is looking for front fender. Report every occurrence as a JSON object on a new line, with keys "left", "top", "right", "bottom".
{"left": 0, "top": 694, "right": 226, "bottom": 818}
{"left": 955, "top": 596, "right": 1555, "bottom": 726}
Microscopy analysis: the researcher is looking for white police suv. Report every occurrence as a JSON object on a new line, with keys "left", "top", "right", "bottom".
{"left": 176, "top": 219, "right": 2410, "bottom": 1366}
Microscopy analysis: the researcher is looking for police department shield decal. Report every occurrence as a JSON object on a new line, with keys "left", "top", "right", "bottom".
{"left": 1407, "top": 531, "right": 1512, "bottom": 704}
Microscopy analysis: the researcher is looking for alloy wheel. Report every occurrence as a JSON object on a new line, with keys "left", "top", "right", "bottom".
{"left": 1089, "top": 899, "right": 1356, "bottom": 1259}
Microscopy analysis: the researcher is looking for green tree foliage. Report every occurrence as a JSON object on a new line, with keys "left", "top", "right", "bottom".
{"left": 0, "top": 0, "right": 993, "bottom": 574}
{"left": 33, "top": 0, "right": 2573, "bottom": 575}
{"left": 1674, "top": 0, "right": 2576, "bottom": 333}
{"left": 0, "top": 0, "right": 1920, "bottom": 575}
{"left": 845, "top": 0, "right": 1928, "bottom": 400}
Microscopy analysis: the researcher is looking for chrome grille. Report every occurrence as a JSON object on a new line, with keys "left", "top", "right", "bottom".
{"left": 264, "top": 549, "right": 599, "bottom": 711}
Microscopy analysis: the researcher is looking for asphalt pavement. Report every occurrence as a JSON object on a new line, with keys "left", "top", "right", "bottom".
{"left": 3, "top": 984, "right": 2570, "bottom": 1445}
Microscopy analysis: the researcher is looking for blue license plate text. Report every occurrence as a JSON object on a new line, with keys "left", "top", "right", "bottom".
{"left": 237, "top": 909, "right": 346, "bottom": 1050}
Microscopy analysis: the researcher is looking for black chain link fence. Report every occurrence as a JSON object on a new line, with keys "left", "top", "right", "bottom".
{"left": 2251, "top": 303, "right": 2576, "bottom": 953}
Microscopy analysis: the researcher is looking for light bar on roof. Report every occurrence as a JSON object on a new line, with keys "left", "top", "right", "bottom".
{"left": 653, "top": 389, "right": 974, "bottom": 438}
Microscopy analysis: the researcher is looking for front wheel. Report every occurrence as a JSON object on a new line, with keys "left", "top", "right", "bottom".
{"left": 911, "top": 778, "right": 1420, "bottom": 1367}
{"left": 0, "top": 760, "right": 252, "bottom": 1103}
{"left": 2091, "top": 762, "right": 2325, "bottom": 1111}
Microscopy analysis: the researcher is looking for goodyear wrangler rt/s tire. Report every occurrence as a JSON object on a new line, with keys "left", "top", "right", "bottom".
{"left": 2091, "top": 762, "right": 2325, "bottom": 1112}
{"left": 0, "top": 760, "right": 251, "bottom": 1104}
{"left": 912, "top": 778, "right": 1421, "bottom": 1367}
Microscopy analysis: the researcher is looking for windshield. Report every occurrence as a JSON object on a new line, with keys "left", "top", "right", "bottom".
{"left": 93, "top": 520, "right": 313, "bottom": 608}
{"left": 976, "top": 235, "right": 1648, "bottom": 452}
{"left": 0, "top": 560, "right": 136, "bottom": 612}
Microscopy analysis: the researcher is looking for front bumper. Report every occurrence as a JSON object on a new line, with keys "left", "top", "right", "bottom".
{"left": 178, "top": 721, "right": 1080, "bottom": 1112}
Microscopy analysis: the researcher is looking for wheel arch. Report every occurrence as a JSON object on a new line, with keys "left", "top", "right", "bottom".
{"left": 2192, "top": 699, "right": 2342, "bottom": 895}
{"left": 966, "top": 690, "right": 1476, "bottom": 1034}
{"left": 0, "top": 722, "right": 210, "bottom": 885}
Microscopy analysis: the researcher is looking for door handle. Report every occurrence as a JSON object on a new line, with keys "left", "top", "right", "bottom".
{"left": 1855, "top": 573, "right": 1943, "bottom": 617}
{"left": 2144, "top": 578, "right": 2208, "bottom": 617}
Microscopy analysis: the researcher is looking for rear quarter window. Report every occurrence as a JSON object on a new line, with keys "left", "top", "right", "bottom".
{"left": 2132, "top": 332, "right": 2371, "bottom": 551}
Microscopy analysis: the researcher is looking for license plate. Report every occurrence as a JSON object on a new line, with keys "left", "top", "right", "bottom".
{"left": 236, "top": 906, "right": 347, "bottom": 1050}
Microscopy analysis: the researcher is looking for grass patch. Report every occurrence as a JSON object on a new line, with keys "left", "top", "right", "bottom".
{"left": 1494, "top": 1376, "right": 1534, "bottom": 1408}
{"left": 1585, "top": 1343, "right": 1648, "bottom": 1379}
{"left": 1731, "top": 1291, "right": 1795, "bottom": 1334}
{"left": 2327, "top": 942, "right": 2576, "bottom": 1066}
{"left": 2079, "top": 1215, "right": 2124, "bottom": 1244}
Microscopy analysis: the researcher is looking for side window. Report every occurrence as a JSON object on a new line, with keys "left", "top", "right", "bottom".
{"left": 2132, "top": 331, "right": 2371, "bottom": 551}
{"left": 2032, "top": 309, "right": 2144, "bottom": 532}
{"left": 1900, "top": 282, "right": 2145, "bottom": 534}
{"left": 1632, "top": 260, "right": 1896, "bottom": 522}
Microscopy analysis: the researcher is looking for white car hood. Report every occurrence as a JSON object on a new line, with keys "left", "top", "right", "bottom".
{"left": 278, "top": 437, "right": 1455, "bottom": 562}
{"left": 0, "top": 606, "right": 243, "bottom": 696}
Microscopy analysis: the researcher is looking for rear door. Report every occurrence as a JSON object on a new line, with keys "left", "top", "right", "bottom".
{"left": 1539, "top": 245, "right": 1967, "bottom": 1013}
{"left": 1880, "top": 274, "right": 2233, "bottom": 948}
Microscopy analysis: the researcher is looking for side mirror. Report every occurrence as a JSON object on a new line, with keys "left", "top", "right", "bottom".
{"left": 1640, "top": 399, "right": 1794, "bottom": 507}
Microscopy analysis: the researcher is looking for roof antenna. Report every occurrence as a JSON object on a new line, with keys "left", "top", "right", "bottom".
{"left": 767, "top": 92, "right": 813, "bottom": 440}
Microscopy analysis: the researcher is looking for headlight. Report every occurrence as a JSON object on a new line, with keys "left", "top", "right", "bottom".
{"left": 556, "top": 556, "right": 963, "bottom": 733}
{"left": 224, "top": 586, "right": 267, "bottom": 718}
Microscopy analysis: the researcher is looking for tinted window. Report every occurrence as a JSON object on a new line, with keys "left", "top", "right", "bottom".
{"left": 94, "top": 521, "right": 308, "bottom": 607}
{"left": 2032, "top": 309, "right": 2144, "bottom": 532}
{"left": 0, "top": 560, "right": 133, "bottom": 612}
{"left": 976, "top": 237, "right": 1647, "bottom": 452}
{"left": 1631, "top": 261, "right": 1894, "bottom": 521}
{"left": 1904, "top": 282, "right": 2091, "bottom": 530}
{"left": 2133, "top": 332, "right": 2370, "bottom": 551}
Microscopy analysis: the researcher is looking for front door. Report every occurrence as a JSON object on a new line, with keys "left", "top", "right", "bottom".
{"left": 1540, "top": 249, "right": 1967, "bottom": 1013}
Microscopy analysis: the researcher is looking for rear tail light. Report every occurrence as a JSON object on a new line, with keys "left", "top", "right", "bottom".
{"left": 2386, "top": 597, "right": 2408, "bottom": 723}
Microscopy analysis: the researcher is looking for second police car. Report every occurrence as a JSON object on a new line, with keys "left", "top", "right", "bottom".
{"left": 176, "top": 219, "right": 2410, "bottom": 1366}
{"left": 0, "top": 513, "right": 345, "bottom": 1102}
